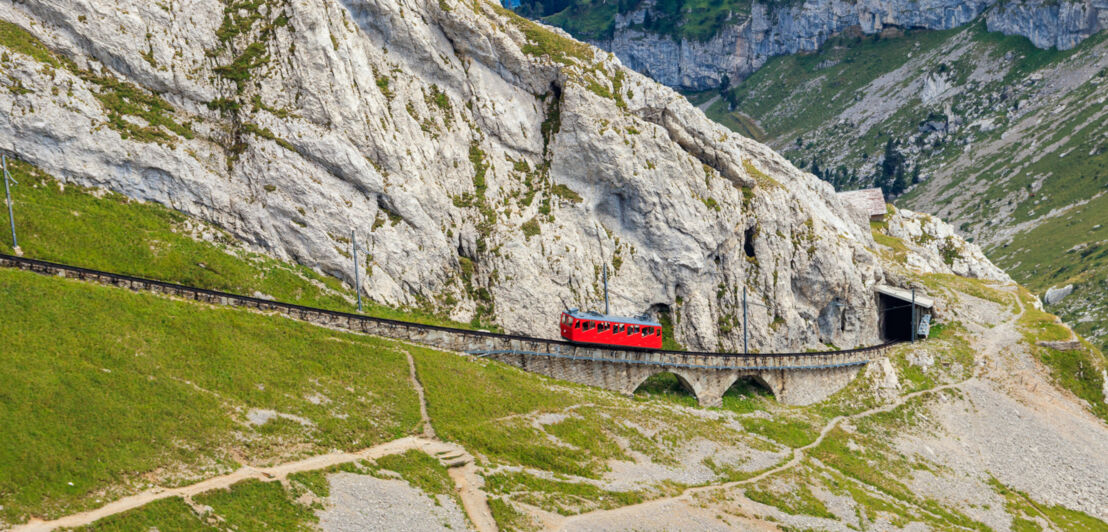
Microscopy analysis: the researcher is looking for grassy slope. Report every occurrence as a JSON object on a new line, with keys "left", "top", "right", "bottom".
{"left": 3, "top": 254, "right": 1105, "bottom": 529}
{"left": 711, "top": 21, "right": 1108, "bottom": 353}
{"left": 726, "top": 26, "right": 962, "bottom": 143}
{"left": 528, "top": 0, "right": 755, "bottom": 42}
{"left": 0, "top": 268, "right": 422, "bottom": 524}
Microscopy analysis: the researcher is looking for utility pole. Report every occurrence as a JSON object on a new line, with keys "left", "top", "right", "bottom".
{"left": 742, "top": 286, "right": 749, "bottom": 355}
{"left": 737, "top": 285, "right": 771, "bottom": 355}
{"left": 603, "top": 263, "right": 609, "bottom": 315}
{"left": 2, "top": 155, "right": 16, "bottom": 250}
{"left": 911, "top": 288, "right": 917, "bottom": 343}
{"left": 352, "top": 229, "right": 362, "bottom": 313}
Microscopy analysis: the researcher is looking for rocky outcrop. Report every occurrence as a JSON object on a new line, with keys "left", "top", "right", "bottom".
{"left": 1044, "top": 284, "right": 1076, "bottom": 305}
{"left": 588, "top": 0, "right": 1103, "bottom": 90}
{"left": 0, "top": 0, "right": 997, "bottom": 352}
{"left": 986, "top": 0, "right": 1108, "bottom": 50}
{"left": 885, "top": 208, "right": 1011, "bottom": 282}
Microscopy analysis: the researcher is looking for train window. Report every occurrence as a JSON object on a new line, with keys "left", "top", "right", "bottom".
{"left": 641, "top": 327, "right": 649, "bottom": 336}
{"left": 573, "top": 319, "right": 580, "bottom": 329}
{"left": 629, "top": 326, "right": 636, "bottom": 335}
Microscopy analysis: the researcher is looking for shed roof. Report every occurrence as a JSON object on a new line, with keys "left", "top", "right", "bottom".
{"left": 838, "top": 188, "right": 887, "bottom": 218}
{"left": 565, "top": 308, "right": 661, "bottom": 327}
{"left": 876, "top": 285, "right": 934, "bottom": 309}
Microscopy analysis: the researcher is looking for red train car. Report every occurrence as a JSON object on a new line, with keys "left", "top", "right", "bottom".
{"left": 560, "top": 309, "right": 663, "bottom": 349}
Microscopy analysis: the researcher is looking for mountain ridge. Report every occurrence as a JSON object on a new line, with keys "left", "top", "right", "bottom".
{"left": 514, "top": 0, "right": 1108, "bottom": 90}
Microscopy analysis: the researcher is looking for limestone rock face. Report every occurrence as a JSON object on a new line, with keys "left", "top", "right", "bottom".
{"left": 588, "top": 0, "right": 1102, "bottom": 91}
{"left": 986, "top": 0, "right": 1108, "bottom": 50}
{"left": 0, "top": 0, "right": 999, "bottom": 351}
{"left": 885, "top": 208, "right": 1011, "bottom": 283}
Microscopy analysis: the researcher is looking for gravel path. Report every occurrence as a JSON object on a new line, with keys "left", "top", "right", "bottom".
{"left": 554, "top": 380, "right": 969, "bottom": 530}
{"left": 898, "top": 289, "right": 1108, "bottom": 520}
{"left": 17, "top": 350, "right": 497, "bottom": 532}
{"left": 556, "top": 289, "right": 1027, "bottom": 529}
{"left": 561, "top": 496, "right": 738, "bottom": 531}
{"left": 318, "top": 473, "right": 470, "bottom": 532}
{"left": 13, "top": 437, "right": 430, "bottom": 532}
{"left": 404, "top": 349, "right": 437, "bottom": 440}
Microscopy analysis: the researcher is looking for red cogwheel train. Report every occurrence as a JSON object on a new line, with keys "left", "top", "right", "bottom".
{"left": 559, "top": 308, "right": 663, "bottom": 349}
{"left": 557, "top": 259, "right": 663, "bottom": 349}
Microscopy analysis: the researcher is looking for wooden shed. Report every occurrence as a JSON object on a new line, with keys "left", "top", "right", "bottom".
{"left": 837, "top": 188, "right": 888, "bottom": 221}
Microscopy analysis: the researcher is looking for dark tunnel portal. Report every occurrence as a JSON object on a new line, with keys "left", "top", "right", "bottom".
{"left": 880, "top": 293, "right": 915, "bottom": 341}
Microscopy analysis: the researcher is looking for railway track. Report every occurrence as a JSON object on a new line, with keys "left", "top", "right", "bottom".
{"left": 0, "top": 253, "right": 898, "bottom": 376}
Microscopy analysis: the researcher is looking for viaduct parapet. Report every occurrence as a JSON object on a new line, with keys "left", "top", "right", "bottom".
{"left": 2, "top": 254, "right": 893, "bottom": 406}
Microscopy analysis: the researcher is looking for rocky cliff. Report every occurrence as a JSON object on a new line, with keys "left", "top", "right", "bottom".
{"left": 0, "top": 0, "right": 999, "bottom": 351}
{"left": 579, "top": 0, "right": 1104, "bottom": 90}
{"left": 715, "top": 18, "right": 1108, "bottom": 351}
{"left": 987, "top": 0, "right": 1108, "bottom": 49}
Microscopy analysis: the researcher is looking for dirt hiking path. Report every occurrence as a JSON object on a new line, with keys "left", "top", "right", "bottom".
{"left": 557, "top": 286, "right": 1028, "bottom": 530}
{"left": 555, "top": 380, "right": 970, "bottom": 530}
{"left": 15, "top": 353, "right": 496, "bottom": 532}
{"left": 14, "top": 437, "right": 436, "bottom": 532}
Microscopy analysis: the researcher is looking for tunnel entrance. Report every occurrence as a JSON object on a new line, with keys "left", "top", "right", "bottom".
{"left": 877, "top": 286, "right": 933, "bottom": 342}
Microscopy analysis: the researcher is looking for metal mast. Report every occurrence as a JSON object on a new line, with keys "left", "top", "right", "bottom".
{"left": 911, "top": 288, "right": 917, "bottom": 343}
{"left": 742, "top": 286, "right": 748, "bottom": 355}
{"left": 352, "top": 229, "right": 362, "bottom": 313}
{"left": 603, "top": 263, "right": 609, "bottom": 315}
{"left": 2, "top": 155, "right": 16, "bottom": 250}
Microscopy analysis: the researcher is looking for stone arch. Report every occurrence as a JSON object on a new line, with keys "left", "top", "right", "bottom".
{"left": 629, "top": 369, "right": 700, "bottom": 402}
{"left": 726, "top": 374, "right": 775, "bottom": 400}
{"left": 697, "top": 372, "right": 777, "bottom": 408}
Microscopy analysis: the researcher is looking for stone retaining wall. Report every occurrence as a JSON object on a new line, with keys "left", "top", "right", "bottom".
{"left": 1, "top": 254, "right": 889, "bottom": 405}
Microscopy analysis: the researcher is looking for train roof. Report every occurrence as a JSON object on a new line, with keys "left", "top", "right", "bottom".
{"left": 564, "top": 308, "right": 662, "bottom": 327}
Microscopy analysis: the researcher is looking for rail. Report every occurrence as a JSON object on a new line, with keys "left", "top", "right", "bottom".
{"left": 0, "top": 253, "right": 900, "bottom": 365}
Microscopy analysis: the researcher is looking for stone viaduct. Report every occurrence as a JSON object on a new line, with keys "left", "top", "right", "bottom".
{"left": 1, "top": 254, "right": 893, "bottom": 406}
